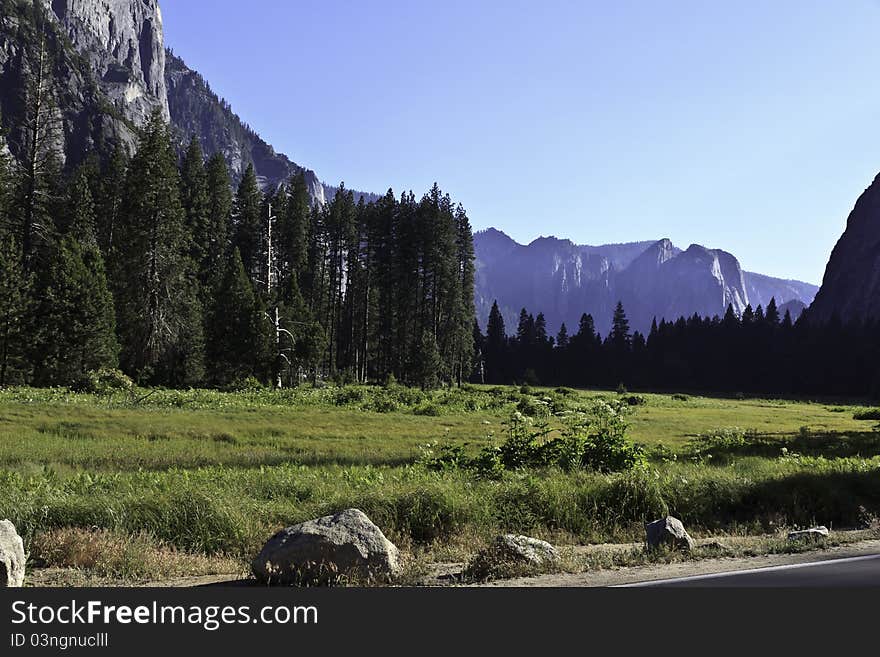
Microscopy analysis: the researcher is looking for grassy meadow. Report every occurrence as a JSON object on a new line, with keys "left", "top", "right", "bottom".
{"left": 1, "top": 383, "right": 879, "bottom": 584}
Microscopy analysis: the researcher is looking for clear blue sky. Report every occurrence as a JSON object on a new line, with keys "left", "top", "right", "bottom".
{"left": 161, "top": 1, "right": 880, "bottom": 284}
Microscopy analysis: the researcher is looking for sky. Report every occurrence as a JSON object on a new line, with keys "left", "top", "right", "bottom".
{"left": 161, "top": 1, "right": 880, "bottom": 285}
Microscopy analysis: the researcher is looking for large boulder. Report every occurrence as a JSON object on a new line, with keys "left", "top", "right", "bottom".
{"left": 492, "top": 535, "right": 560, "bottom": 566}
{"left": 465, "top": 534, "right": 561, "bottom": 581}
{"left": 0, "top": 520, "right": 26, "bottom": 587}
{"left": 252, "top": 509, "right": 401, "bottom": 585}
{"left": 645, "top": 516, "right": 695, "bottom": 552}
{"left": 788, "top": 526, "right": 829, "bottom": 541}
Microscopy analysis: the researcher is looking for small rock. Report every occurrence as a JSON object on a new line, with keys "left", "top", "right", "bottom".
{"left": 787, "top": 526, "right": 829, "bottom": 541}
{"left": 0, "top": 520, "right": 26, "bottom": 588}
{"left": 492, "top": 535, "right": 561, "bottom": 566}
{"left": 646, "top": 516, "right": 695, "bottom": 552}
{"left": 700, "top": 540, "right": 732, "bottom": 552}
{"left": 252, "top": 509, "right": 400, "bottom": 585}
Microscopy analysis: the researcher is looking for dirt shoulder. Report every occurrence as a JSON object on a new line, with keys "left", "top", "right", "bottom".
{"left": 478, "top": 538, "right": 880, "bottom": 587}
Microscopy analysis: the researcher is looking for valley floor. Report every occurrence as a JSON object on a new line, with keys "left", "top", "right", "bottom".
{"left": 1, "top": 384, "right": 878, "bottom": 587}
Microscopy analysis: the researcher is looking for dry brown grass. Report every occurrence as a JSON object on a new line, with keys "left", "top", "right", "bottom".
{"left": 30, "top": 528, "right": 246, "bottom": 582}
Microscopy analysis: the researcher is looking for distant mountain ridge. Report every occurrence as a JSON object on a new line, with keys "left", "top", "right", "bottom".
{"left": 475, "top": 229, "right": 818, "bottom": 336}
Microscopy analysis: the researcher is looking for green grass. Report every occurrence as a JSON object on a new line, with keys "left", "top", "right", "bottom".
{"left": 0, "top": 384, "right": 878, "bottom": 582}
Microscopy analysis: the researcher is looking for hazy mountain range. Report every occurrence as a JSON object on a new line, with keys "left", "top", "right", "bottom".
{"left": 474, "top": 228, "right": 817, "bottom": 335}
{"left": 0, "top": 0, "right": 872, "bottom": 336}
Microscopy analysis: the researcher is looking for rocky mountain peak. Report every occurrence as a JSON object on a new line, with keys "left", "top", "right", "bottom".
{"left": 43, "top": 0, "right": 168, "bottom": 123}
{"left": 809, "top": 172, "right": 880, "bottom": 323}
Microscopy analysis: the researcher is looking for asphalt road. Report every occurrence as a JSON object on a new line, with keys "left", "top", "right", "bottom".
{"left": 619, "top": 554, "right": 880, "bottom": 587}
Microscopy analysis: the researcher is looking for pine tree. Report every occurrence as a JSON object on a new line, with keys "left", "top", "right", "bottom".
{"left": 556, "top": 323, "right": 569, "bottom": 349}
{"left": 233, "top": 164, "right": 263, "bottom": 283}
{"left": 204, "top": 153, "right": 233, "bottom": 288}
{"left": 180, "top": 136, "right": 212, "bottom": 290}
{"left": 412, "top": 329, "right": 441, "bottom": 390}
{"left": 610, "top": 301, "right": 631, "bottom": 350}
{"left": 13, "top": 4, "right": 63, "bottom": 272}
{"left": 59, "top": 166, "right": 95, "bottom": 239}
{"left": 113, "top": 112, "right": 204, "bottom": 385}
{"left": 281, "top": 270, "right": 324, "bottom": 384}
{"left": 781, "top": 309, "right": 793, "bottom": 331}
{"left": 30, "top": 235, "right": 118, "bottom": 386}
{"left": 0, "top": 110, "right": 12, "bottom": 229}
{"left": 766, "top": 298, "right": 780, "bottom": 326}
{"left": 206, "top": 248, "right": 270, "bottom": 386}
{"left": 454, "top": 204, "right": 476, "bottom": 385}
{"left": 96, "top": 143, "right": 128, "bottom": 257}
{"left": 485, "top": 300, "right": 507, "bottom": 384}
{"left": 280, "top": 171, "right": 311, "bottom": 288}
{"left": 0, "top": 235, "right": 27, "bottom": 386}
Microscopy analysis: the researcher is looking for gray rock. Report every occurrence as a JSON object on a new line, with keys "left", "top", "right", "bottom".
{"left": 787, "top": 526, "right": 830, "bottom": 541}
{"left": 700, "top": 540, "right": 732, "bottom": 553}
{"left": 645, "top": 516, "right": 695, "bottom": 551}
{"left": 0, "top": 520, "right": 26, "bottom": 588}
{"left": 492, "top": 535, "right": 560, "bottom": 567}
{"left": 252, "top": 509, "right": 400, "bottom": 585}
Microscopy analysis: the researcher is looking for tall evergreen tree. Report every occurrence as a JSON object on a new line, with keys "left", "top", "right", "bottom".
{"left": 204, "top": 153, "right": 233, "bottom": 287}
{"left": 206, "top": 248, "right": 271, "bottom": 386}
{"left": 280, "top": 171, "right": 311, "bottom": 288}
{"left": 0, "top": 236, "right": 27, "bottom": 386}
{"left": 765, "top": 298, "right": 780, "bottom": 326}
{"left": 556, "top": 323, "right": 569, "bottom": 349}
{"left": 96, "top": 143, "right": 128, "bottom": 257}
{"left": 232, "top": 164, "right": 263, "bottom": 283}
{"left": 30, "top": 236, "right": 118, "bottom": 385}
{"left": 610, "top": 302, "right": 632, "bottom": 350}
{"left": 12, "top": 4, "right": 62, "bottom": 272}
{"left": 180, "top": 136, "right": 212, "bottom": 289}
{"left": 113, "top": 112, "right": 204, "bottom": 385}
{"left": 485, "top": 301, "right": 507, "bottom": 384}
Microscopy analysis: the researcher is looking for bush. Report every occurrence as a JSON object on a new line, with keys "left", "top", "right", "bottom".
{"left": 516, "top": 396, "right": 550, "bottom": 419}
{"left": 75, "top": 369, "right": 134, "bottom": 395}
{"left": 225, "top": 376, "right": 265, "bottom": 393}
{"left": 671, "top": 394, "right": 690, "bottom": 402}
{"left": 334, "top": 387, "right": 368, "bottom": 406}
{"left": 854, "top": 408, "right": 880, "bottom": 421}
{"left": 623, "top": 395, "right": 647, "bottom": 407}
{"left": 413, "top": 403, "right": 442, "bottom": 417}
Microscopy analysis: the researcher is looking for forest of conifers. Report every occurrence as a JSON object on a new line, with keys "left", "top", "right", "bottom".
{"left": 0, "top": 109, "right": 477, "bottom": 389}
{"left": 477, "top": 300, "right": 880, "bottom": 398}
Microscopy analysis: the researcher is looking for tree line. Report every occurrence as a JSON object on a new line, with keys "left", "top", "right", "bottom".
{"left": 0, "top": 97, "right": 475, "bottom": 389}
{"left": 477, "top": 299, "right": 880, "bottom": 398}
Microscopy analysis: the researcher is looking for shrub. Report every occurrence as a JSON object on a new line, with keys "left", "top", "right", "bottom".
{"left": 75, "top": 368, "right": 134, "bottom": 395}
{"left": 418, "top": 443, "right": 468, "bottom": 472}
{"left": 671, "top": 394, "right": 689, "bottom": 402}
{"left": 413, "top": 403, "right": 442, "bottom": 417}
{"left": 516, "top": 396, "right": 550, "bottom": 419}
{"left": 334, "top": 386, "right": 368, "bottom": 406}
{"left": 623, "top": 395, "right": 647, "bottom": 406}
{"left": 225, "top": 376, "right": 265, "bottom": 393}
{"left": 854, "top": 408, "right": 880, "bottom": 421}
